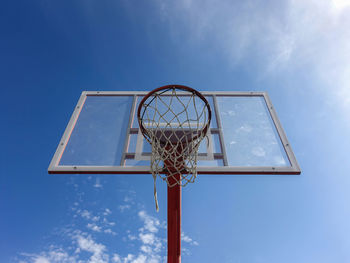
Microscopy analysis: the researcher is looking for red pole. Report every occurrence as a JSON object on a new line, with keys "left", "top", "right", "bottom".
{"left": 167, "top": 172, "right": 181, "bottom": 263}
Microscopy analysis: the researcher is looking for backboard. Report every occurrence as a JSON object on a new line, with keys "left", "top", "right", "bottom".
{"left": 48, "top": 91, "right": 300, "bottom": 175}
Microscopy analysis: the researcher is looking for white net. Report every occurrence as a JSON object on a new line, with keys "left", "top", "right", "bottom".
{"left": 138, "top": 86, "right": 211, "bottom": 211}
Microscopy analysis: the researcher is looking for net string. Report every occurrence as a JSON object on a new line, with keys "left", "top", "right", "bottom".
{"left": 140, "top": 87, "right": 210, "bottom": 211}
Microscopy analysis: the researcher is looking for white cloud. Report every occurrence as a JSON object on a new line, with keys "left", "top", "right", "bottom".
{"left": 130, "top": 254, "right": 146, "bottom": 263}
{"left": 151, "top": 0, "right": 350, "bottom": 116}
{"left": 115, "top": 254, "right": 135, "bottom": 263}
{"left": 102, "top": 217, "right": 115, "bottom": 226}
{"left": 139, "top": 233, "right": 155, "bottom": 245}
{"left": 251, "top": 147, "right": 266, "bottom": 157}
{"left": 181, "top": 233, "right": 192, "bottom": 243}
{"left": 112, "top": 253, "right": 122, "bottom": 263}
{"left": 20, "top": 248, "right": 76, "bottom": 263}
{"left": 81, "top": 210, "right": 91, "bottom": 219}
{"left": 20, "top": 232, "right": 110, "bottom": 263}
{"left": 87, "top": 223, "right": 102, "bottom": 232}
{"left": 140, "top": 245, "right": 152, "bottom": 254}
{"left": 33, "top": 257, "right": 50, "bottom": 263}
{"left": 229, "top": 140, "right": 237, "bottom": 146}
{"left": 222, "top": 110, "right": 236, "bottom": 116}
{"left": 75, "top": 234, "right": 108, "bottom": 263}
{"left": 76, "top": 206, "right": 117, "bottom": 235}
{"left": 118, "top": 194, "right": 135, "bottom": 212}
{"left": 115, "top": 210, "right": 164, "bottom": 262}
{"left": 332, "top": 0, "right": 350, "bottom": 14}
{"left": 119, "top": 204, "right": 131, "bottom": 212}
{"left": 92, "top": 216, "right": 100, "bottom": 222}
{"left": 274, "top": 156, "right": 287, "bottom": 166}
{"left": 124, "top": 196, "right": 133, "bottom": 203}
{"left": 103, "top": 208, "right": 112, "bottom": 216}
{"left": 237, "top": 125, "right": 252, "bottom": 133}
{"left": 94, "top": 178, "right": 103, "bottom": 188}
{"left": 128, "top": 234, "right": 137, "bottom": 240}
{"left": 20, "top": 207, "right": 170, "bottom": 263}
{"left": 20, "top": 189, "right": 166, "bottom": 263}
{"left": 104, "top": 228, "right": 117, "bottom": 235}
{"left": 138, "top": 210, "right": 160, "bottom": 233}
{"left": 181, "top": 232, "right": 199, "bottom": 246}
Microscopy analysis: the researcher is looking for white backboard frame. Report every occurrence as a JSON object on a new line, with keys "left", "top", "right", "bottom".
{"left": 48, "top": 91, "right": 301, "bottom": 175}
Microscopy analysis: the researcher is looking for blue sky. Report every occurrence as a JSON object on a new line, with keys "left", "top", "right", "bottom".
{"left": 1, "top": 0, "right": 350, "bottom": 262}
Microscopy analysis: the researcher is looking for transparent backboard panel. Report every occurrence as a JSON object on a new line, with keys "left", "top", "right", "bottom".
{"left": 59, "top": 96, "right": 132, "bottom": 166}
{"left": 217, "top": 96, "right": 290, "bottom": 167}
{"left": 49, "top": 91, "right": 300, "bottom": 175}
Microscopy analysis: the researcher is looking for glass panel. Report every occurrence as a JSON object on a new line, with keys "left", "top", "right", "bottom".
{"left": 142, "top": 138, "right": 152, "bottom": 153}
{"left": 59, "top": 96, "right": 133, "bottom": 166}
{"left": 217, "top": 96, "right": 290, "bottom": 167}
{"left": 197, "top": 159, "right": 224, "bottom": 166}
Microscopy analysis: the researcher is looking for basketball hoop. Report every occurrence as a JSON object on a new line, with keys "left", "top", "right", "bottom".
{"left": 50, "top": 88, "right": 300, "bottom": 263}
{"left": 137, "top": 85, "right": 211, "bottom": 211}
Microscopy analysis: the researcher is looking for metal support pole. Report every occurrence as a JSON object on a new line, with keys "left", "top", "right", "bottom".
{"left": 167, "top": 172, "right": 181, "bottom": 263}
